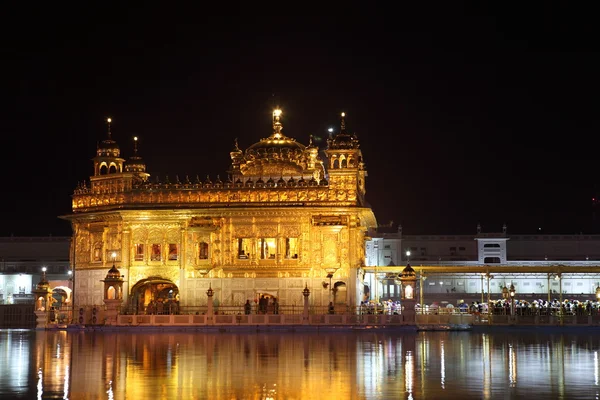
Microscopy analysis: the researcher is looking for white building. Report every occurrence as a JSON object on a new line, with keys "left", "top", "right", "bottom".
{"left": 0, "top": 236, "right": 72, "bottom": 305}
{"left": 364, "top": 224, "right": 600, "bottom": 302}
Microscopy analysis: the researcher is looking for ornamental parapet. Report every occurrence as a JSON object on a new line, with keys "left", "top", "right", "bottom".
{"left": 72, "top": 185, "right": 359, "bottom": 212}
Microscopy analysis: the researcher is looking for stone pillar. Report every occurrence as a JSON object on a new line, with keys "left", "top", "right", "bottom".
{"left": 302, "top": 284, "right": 310, "bottom": 325}
{"left": 206, "top": 284, "right": 214, "bottom": 325}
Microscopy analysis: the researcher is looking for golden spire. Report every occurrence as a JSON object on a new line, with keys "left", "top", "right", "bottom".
{"left": 133, "top": 136, "right": 138, "bottom": 155}
{"left": 340, "top": 112, "right": 346, "bottom": 132}
{"left": 273, "top": 108, "right": 283, "bottom": 138}
{"left": 107, "top": 117, "right": 112, "bottom": 139}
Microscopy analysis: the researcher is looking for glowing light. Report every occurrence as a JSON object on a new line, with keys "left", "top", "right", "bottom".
{"left": 68, "top": 270, "right": 72, "bottom": 275}
{"left": 341, "top": 112, "right": 345, "bottom": 117}
{"left": 111, "top": 252, "right": 117, "bottom": 260}
{"left": 134, "top": 136, "right": 138, "bottom": 141}
{"left": 328, "top": 128, "right": 333, "bottom": 133}
{"left": 107, "top": 118, "right": 112, "bottom": 123}
{"left": 406, "top": 250, "right": 411, "bottom": 257}
{"left": 273, "top": 109, "right": 282, "bottom": 117}
{"left": 42, "top": 267, "right": 47, "bottom": 272}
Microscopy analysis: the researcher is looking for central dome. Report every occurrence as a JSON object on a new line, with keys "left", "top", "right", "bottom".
{"left": 233, "top": 109, "right": 318, "bottom": 178}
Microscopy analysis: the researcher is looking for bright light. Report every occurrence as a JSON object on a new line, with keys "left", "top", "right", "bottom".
{"left": 68, "top": 270, "right": 73, "bottom": 275}
{"left": 107, "top": 117, "right": 112, "bottom": 123}
{"left": 406, "top": 250, "right": 411, "bottom": 257}
{"left": 111, "top": 252, "right": 117, "bottom": 260}
{"left": 273, "top": 109, "right": 282, "bottom": 117}
{"left": 328, "top": 128, "right": 333, "bottom": 133}
{"left": 341, "top": 112, "right": 345, "bottom": 117}
{"left": 134, "top": 136, "right": 138, "bottom": 141}
{"left": 42, "top": 267, "right": 47, "bottom": 272}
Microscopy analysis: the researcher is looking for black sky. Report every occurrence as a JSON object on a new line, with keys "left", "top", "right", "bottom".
{"left": 1, "top": 4, "right": 599, "bottom": 237}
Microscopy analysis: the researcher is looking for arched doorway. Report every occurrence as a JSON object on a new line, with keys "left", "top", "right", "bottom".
{"left": 129, "top": 276, "right": 179, "bottom": 315}
{"left": 52, "top": 286, "right": 72, "bottom": 308}
{"left": 333, "top": 281, "right": 347, "bottom": 305}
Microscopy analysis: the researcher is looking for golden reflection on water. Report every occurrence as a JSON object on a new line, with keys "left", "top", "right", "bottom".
{"left": 3, "top": 329, "right": 600, "bottom": 399}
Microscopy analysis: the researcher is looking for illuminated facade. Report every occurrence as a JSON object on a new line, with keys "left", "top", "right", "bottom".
{"left": 62, "top": 110, "right": 376, "bottom": 310}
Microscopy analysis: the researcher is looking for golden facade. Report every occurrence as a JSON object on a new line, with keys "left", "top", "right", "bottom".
{"left": 62, "top": 110, "right": 376, "bottom": 309}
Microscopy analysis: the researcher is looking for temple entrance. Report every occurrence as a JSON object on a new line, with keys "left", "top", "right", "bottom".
{"left": 333, "top": 282, "right": 347, "bottom": 304}
{"left": 129, "top": 277, "right": 179, "bottom": 315}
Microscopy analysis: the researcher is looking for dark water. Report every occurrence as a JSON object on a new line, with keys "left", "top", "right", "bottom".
{"left": 1, "top": 328, "right": 600, "bottom": 399}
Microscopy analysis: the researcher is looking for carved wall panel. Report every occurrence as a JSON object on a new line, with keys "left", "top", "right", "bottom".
{"left": 128, "top": 266, "right": 180, "bottom": 289}
{"left": 322, "top": 233, "right": 339, "bottom": 266}
{"left": 235, "top": 225, "right": 253, "bottom": 238}
{"left": 282, "top": 226, "right": 301, "bottom": 237}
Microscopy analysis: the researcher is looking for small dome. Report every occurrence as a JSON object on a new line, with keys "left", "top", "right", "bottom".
{"left": 400, "top": 263, "right": 416, "bottom": 278}
{"left": 105, "top": 265, "right": 122, "bottom": 280}
{"left": 97, "top": 139, "right": 121, "bottom": 157}
{"left": 277, "top": 177, "right": 287, "bottom": 187}
{"left": 125, "top": 155, "right": 146, "bottom": 173}
{"left": 329, "top": 133, "right": 356, "bottom": 150}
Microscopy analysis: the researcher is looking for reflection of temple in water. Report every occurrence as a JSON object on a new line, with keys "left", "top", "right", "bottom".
{"left": 12, "top": 330, "right": 600, "bottom": 398}
{"left": 62, "top": 110, "right": 376, "bottom": 311}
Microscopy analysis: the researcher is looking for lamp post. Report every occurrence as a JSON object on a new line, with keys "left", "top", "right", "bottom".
{"left": 509, "top": 283, "right": 516, "bottom": 317}
{"left": 480, "top": 273, "right": 485, "bottom": 304}
{"left": 419, "top": 273, "right": 426, "bottom": 315}
{"left": 302, "top": 284, "right": 310, "bottom": 324}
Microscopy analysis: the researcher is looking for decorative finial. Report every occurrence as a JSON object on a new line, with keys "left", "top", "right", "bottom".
{"left": 309, "top": 134, "right": 314, "bottom": 146}
{"left": 107, "top": 117, "right": 112, "bottom": 139}
{"left": 273, "top": 107, "right": 283, "bottom": 137}
{"left": 234, "top": 137, "right": 240, "bottom": 151}
{"left": 133, "top": 136, "right": 138, "bottom": 155}
{"left": 340, "top": 112, "right": 346, "bottom": 132}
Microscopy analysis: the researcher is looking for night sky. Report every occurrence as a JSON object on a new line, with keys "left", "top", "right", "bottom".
{"left": 2, "top": 4, "right": 598, "bottom": 237}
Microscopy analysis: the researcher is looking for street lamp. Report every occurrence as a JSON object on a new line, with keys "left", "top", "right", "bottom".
{"left": 420, "top": 273, "right": 427, "bottom": 314}
{"left": 406, "top": 250, "right": 411, "bottom": 262}
{"left": 509, "top": 283, "right": 516, "bottom": 316}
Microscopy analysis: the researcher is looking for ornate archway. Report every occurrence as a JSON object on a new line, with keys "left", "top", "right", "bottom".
{"left": 129, "top": 276, "right": 179, "bottom": 314}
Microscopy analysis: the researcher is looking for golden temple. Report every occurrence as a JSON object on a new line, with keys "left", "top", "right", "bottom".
{"left": 62, "top": 109, "right": 376, "bottom": 311}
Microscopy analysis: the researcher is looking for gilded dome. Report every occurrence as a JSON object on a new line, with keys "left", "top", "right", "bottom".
{"left": 400, "top": 263, "right": 416, "bottom": 278}
{"left": 97, "top": 139, "right": 121, "bottom": 157}
{"left": 236, "top": 109, "right": 314, "bottom": 178}
{"left": 125, "top": 137, "right": 146, "bottom": 173}
{"left": 105, "top": 265, "right": 122, "bottom": 281}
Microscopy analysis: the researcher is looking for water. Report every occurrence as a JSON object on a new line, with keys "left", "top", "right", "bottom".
{"left": 1, "top": 328, "right": 600, "bottom": 399}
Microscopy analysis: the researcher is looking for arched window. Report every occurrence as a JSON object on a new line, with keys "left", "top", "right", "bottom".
{"left": 107, "top": 286, "right": 116, "bottom": 300}
{"left": 199, "top": 242, "right": 209, "bottom": 260}
{"left": 109, "top": 165, "right": 117, "bottom": 174}
{"left": 341, "top": 158, "right": 347, "bottom": 168}
{"left": 100, "top": 165, "right": 108, "bottom": 175}
{"left": 93, "top": 244, "right": 102, "bottom": 261}
{"left": 333, "top": 159, "right": 339, "bottom": 169}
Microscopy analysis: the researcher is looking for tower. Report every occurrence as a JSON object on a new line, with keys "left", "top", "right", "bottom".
{"left": 92, "top": 118, "right": 125, "bottom": 176}
{"left": 324, "top": 112, "right": 367, "bottom": 205}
